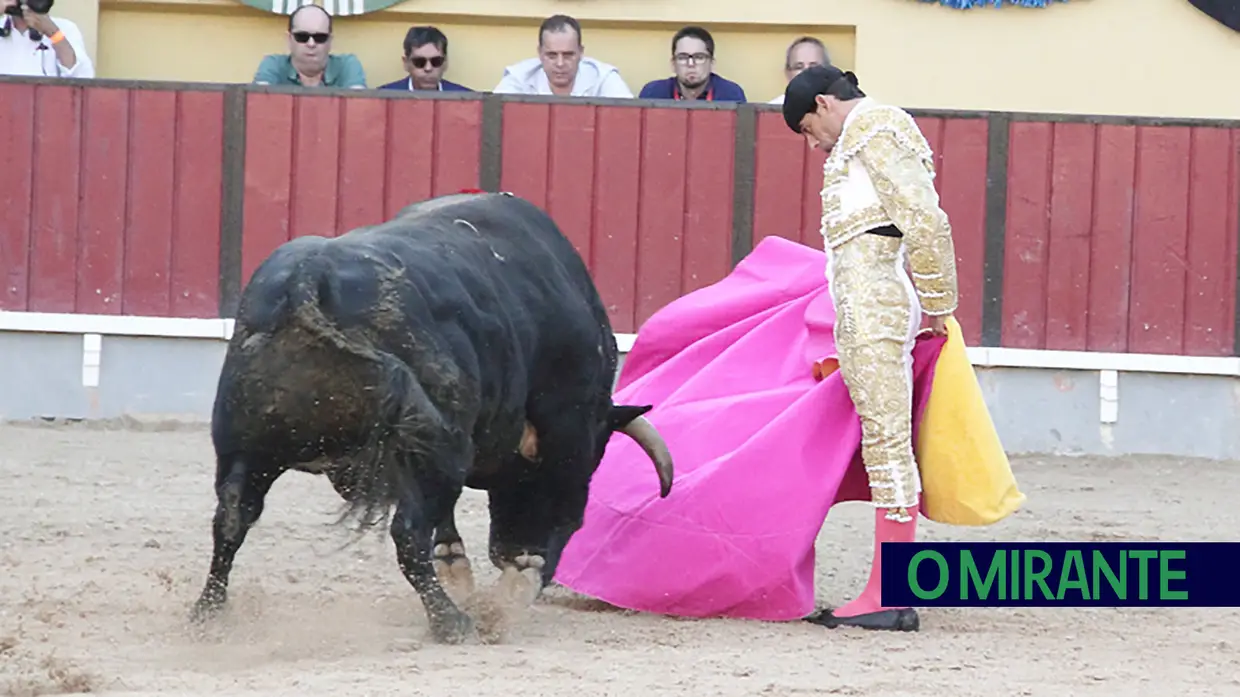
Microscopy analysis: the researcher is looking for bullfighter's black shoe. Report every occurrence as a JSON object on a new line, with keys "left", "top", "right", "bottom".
{"left": 804, "top": 607, "right": 920, "bottom": 632}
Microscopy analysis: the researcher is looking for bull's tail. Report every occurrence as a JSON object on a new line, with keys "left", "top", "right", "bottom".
{"left": 277, "top": 253, "right": 462, "bottom": 532}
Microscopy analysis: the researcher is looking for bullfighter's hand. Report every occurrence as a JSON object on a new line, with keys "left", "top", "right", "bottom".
{"left": 927, "top": 314, "right": 951, "bottom": 337}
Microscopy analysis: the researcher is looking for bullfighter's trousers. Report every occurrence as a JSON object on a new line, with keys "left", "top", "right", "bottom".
{"left": 825, "top": 231, "right": 923, "bottom": 523}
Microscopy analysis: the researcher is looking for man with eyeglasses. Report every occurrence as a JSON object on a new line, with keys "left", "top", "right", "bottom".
{"left": 253, "top": 4, "right": 366, "bottom": 88}
{"left": 638, "top": 26, "right": 746, "bottom": 102}
{"left": 379, "top": 26, "right": 470, "bottom": 92}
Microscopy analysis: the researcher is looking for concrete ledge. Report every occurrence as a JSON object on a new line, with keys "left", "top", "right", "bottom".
{"left": 3, "top": 311, "right": 1238, "bottom": 459}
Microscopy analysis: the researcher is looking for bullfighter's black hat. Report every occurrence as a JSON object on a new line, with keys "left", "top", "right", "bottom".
{"left": 781, "top": 64, "right": 860, "bottom": 135}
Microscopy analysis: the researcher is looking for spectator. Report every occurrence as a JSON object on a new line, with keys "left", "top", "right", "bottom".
{"left": 0, "top": 0, "right": 93, "bottom": 78}
{"left": 253, "top": 4, "right": 365, "bottom": 88}
{"left": 638, "top": 26, "right": 745, "bottom": 102}
{"left": 494, "top": 14, "right": 632, "bottom": 98}
{"left": 379, "top": 26, "right": 470, "bottom": 92}
{"left": 768, "top": 36, "right": 828, "bottom": 104}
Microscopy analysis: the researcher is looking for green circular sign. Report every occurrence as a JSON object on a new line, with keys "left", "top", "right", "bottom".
{"left": 245, "top": 0, "right": 404, "bottom": 17}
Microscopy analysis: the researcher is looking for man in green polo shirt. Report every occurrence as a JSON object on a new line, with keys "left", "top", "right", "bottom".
{"left": 253, "top": 4, "right": 366, "bottom": 88}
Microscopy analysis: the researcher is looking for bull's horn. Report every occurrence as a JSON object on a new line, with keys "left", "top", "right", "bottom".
{"left": 619, "top": 415, "right": 674, "bottom": 498}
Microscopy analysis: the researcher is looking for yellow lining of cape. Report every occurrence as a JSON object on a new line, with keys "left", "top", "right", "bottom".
{"left": 915, "top": 317, "right": 1026, "bottom": 526}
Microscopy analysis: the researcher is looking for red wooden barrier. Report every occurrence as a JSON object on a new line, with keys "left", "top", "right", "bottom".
{"left": 1001, "top": 122, "right": 1240, "bottom": 356}
{"left": 4, "top": 80, "right": 1238, "bottom": 358}
{"left": 239, "top": 92, "right": 483, "bottom": 283}
{"left": 498, "top": 102, "right": 736, "bottom": 333}
{"left": 750, "top": 111, "right": 990, "bottom": 347}
{"left": 0, "top": 82, "right": 224, "bottom": 317}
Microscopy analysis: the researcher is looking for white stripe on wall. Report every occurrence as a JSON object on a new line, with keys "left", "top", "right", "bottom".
{"left": 3, "top": 310, "right": 1239, "bottom": 377}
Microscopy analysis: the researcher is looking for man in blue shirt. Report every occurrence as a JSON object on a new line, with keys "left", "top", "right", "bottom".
{"left": 638, "top": 26, "right": 746, "bottom": 102}
{"left": 379, "top": 26, "right": 471, "bottom": 92}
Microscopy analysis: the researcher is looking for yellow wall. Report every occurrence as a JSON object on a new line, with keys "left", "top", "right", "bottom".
{"left": 95, "top": 1, "right": 851, "bottom": 100}
{"left": 61, "top": 0, "right": 1240, "bottom": 119}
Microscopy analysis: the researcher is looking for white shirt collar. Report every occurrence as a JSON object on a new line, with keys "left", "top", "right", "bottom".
{"left": 407, "top": 77, "right": 442, "bottom": 91}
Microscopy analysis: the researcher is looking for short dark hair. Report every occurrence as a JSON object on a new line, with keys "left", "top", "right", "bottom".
{"left": 782, "top": 64, "right": 866, "bottom": 134}
{"left": 287, "top": 4, "right": 331, "bottom": 33}
{"left": 671, "top": 25, "right": 714, "bottom": 57}
{"left": 785, "top": 36, "right": 828, "bottom": 69}
{"left": 404, "top": 26, "right": 447, "bottom": 57}
{"left": 539, "top": 14, "right": 582, "bottom": 46}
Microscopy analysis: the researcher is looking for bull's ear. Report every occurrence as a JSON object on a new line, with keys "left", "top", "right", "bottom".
{"left": 608, "top": 404, "right": 653, "bottom": 430}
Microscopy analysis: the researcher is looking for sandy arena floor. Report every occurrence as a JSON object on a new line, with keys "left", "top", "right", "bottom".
{"left": 1, "top": 421, "right": 1237, "bottom": 696}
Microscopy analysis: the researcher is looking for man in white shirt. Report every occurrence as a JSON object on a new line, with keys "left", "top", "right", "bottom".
{"left": 494, "top": 14, "right": 632, "bottom": 99}
{"left": 0, "top": 0, "right": 92, "bottom": 78}
{"left": 768, "top": 36, "right": 827, "bottom": 105}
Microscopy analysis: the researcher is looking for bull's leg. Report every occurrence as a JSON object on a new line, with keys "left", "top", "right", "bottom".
{"left": 486, "top": 421, "right": 594, "bottom": 589}
{"left": 432, "top": 507, "right": 475, "bottom": 604}
{"left": 390, "top": 470, "right": 474, "bottom": 644}
{"left": 190, "top": 455, "right": 286, "bottom": 622}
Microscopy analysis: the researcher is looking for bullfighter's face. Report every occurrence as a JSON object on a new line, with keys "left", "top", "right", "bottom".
{"left": 799, "top": 94, "right": 845, "bottom": 153}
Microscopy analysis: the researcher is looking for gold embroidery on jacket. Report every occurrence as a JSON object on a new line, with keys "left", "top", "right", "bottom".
{"left": 819, "top": 103, "right": 959, "bottom": 316}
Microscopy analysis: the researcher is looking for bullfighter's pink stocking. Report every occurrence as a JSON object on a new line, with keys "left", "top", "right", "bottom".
{"left": 831, "top": 504, "right": 919, "bottom": 618}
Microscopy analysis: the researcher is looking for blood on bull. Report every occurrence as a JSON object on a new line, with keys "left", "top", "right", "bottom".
{"left": 187, "top": 191, "right": 675, "bottom": 643}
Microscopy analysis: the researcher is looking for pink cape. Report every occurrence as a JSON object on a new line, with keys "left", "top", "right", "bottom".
{"left": 552, "top": 235, "right": 947, "bottom": 621}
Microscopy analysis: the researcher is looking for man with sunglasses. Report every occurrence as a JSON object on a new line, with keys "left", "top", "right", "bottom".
{"left": 253, "top": 4, "right": 366, "bottom": 89}
{"left": 379, "top": 26, "right": 470, "bottom": 92}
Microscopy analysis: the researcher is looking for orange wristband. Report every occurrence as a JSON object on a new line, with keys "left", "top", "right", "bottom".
{"left": 49, "top": 30, "right": 65, "bottom": 44}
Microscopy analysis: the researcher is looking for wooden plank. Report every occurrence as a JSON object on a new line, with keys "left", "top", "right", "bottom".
{"left": 635, "top": 108, "right": 688, "bottom": 327}
{"left": 1086, "top": 124, "right": 1136, "bottom": 353}
{"left": 76, "top": 87, "right": 128, "bottom": 315}
{"left": 545, "top": 103, "right": 597, "bottom": 262}
{"left": 171, "top": 90, "right": 225, "bottom": 318}
{"left": 937, "top": 117, "right": 989, "bottom": 346}
{"left": 1044, "top": 122, "right": 1096, "bottom": 351}
{"left": 123, "top": 89, "right": 177, "bottom": 316}
{"left": 384, "top": 99, "right": 434, "bottom": 216}
{"left": 0, "top": 83, "right": 35, "bottom": 311}
{"left": 289, "top": 95, "right": 340, "bottom": 239}
{"left": 431, "top": 99, "right": 481, "bottom": 196}
{"left": 590, "top": 106, "right": 642, "bottom": 334}
{"left": 681, "top": 109, "right": 735, "bottom": 295}
{"left": 337, "top": 96, "right": 388, "bottom": 233}
{"left": 497, "top": 102, "right": 549, "bottom": 206}
{"left": 1128, "top": 125, "right": 1191, "bottom": 354}
{"left": 1000, "top": 121, "right": 1052, "bottom": 349}
{"left": 240, "top": 93, "right": 294, "bottom": 283}
{"left": 752, "top": 112, "right": 806, "bottom": 245}
{"left": 1183, "top": 126, "right": 1237, "bottom": 356}
{"left": 28, "top": 85, "right": 82, "bottom": 313}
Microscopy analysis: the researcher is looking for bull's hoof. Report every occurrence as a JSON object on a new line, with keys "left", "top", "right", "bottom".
{"left": 188, "top": 588, "right": 226, "bottom": 623}
{"left": 433, "top": 542, "right": 476, "bottom": 603}
{"left": 428, "top": 609, "right": 476, "bottom": 645}
{"left": 805, "top": 607, "right": 920, "bottom": 632}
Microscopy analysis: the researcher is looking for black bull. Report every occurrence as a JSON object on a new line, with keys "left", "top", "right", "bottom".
{"left": 189, "top": 192, "right": 674, "bottom": 642}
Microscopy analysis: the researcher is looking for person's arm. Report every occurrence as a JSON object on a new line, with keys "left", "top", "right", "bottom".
{"left": 252, "top": 55, "right": 282, "bottom": 85}
{"left": 338, "top": 55, "right": 367, "bottom": 89}
{"left": 26, "top": 13, "right": 92, "bottom": 77}
{"left": 855, "top": 114, "right": 959, "bottom": 317}
{"left": 596, "top": 72, "right": 633, "bottom": 99}
{"left": 492, "top": 71, "right": 525, "bottom": 94}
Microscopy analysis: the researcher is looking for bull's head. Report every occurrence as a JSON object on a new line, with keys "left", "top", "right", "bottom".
{"left": 488, "top": 403, "right": 674, "bottom": 588}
